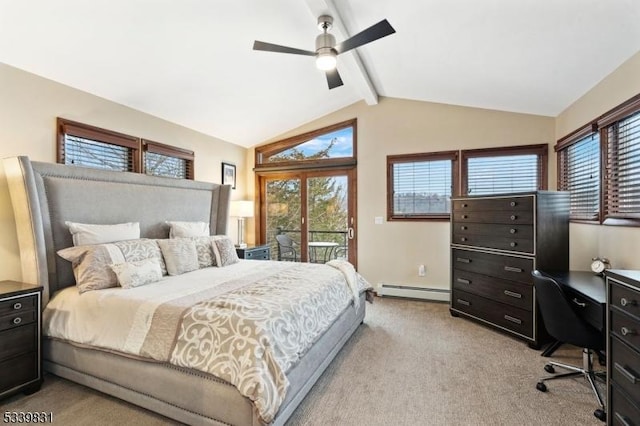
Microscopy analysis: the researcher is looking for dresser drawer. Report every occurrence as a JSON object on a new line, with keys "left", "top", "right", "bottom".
{"left": 0, "top": 310, "right": 36, "bottom": 332}
{"left": 611, "top": 282, "right": 640, "bottom": 321}
{"left": 452, "top": 196, "right": 533, "bottom": 212}
{"left": 611, "top": 310, "right": 640, "bottom": 353}
{"left": 611, "top": 337, "right": 640, "bottom": 404}
{"left": 454, "top": 223, "right": 534, "bottom": 240}
{"left": 452, "top": 210, "right": 534, "bottom": 225}
{"left": 0, "top": 294, "right": 36, "bottom": 316}
{"left": 0, "top": 323, "right": 37, "bottom": 362}
{"left": 0, "top": 351, "right": 38, "bottom": 393}
{"left": 610, "top": 384, "right": 640, "bottom": 426}
{"left": 451, "top": 233, "right": 533, "bottom": 253}
{"left": 244, "top": 248, "right": 269, "bottom": 260}
{"left": 452, "top": 249, "right": 533, "bottom": 284}
{"left": 452, "top": 269, "right": 533, "bottom": 311}
{"left": 452, "top": 289, "right": 533, "bottom": 338}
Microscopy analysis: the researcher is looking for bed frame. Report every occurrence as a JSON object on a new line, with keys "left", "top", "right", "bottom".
{"left": 3, "top": 156, "right": 366, "bottom": 426}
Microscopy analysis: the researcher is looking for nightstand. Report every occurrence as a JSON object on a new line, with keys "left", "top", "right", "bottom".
{"left": 0, "top": 281, "right": 43, "bottom": 399}
{"left": 236, "top": 244, "right": 271, "bottom": 260}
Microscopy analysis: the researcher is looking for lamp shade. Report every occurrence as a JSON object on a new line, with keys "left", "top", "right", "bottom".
{"left": 229, "top": 200, "right": 254, "bottom": 218}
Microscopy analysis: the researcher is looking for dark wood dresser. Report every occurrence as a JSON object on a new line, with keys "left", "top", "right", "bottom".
{"left": 236, "top": 244, "right": 271, "bottom": 260}
{"left": 605, "top": 270, "right": 640, "bottom": 425}
{"left": 0, "top": 281, "right": 43, "bottom": 399}
{"left": 450, "top": 191, "right": 569, "bottom": 348}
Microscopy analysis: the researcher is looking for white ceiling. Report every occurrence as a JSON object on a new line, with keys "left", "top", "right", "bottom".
{"left": 1, "top": 0, "right": 639, "bottom": 147}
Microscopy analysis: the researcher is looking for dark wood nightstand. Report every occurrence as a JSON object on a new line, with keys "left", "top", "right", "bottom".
{"left": 0, "top": 281, "right": 43, "bottom": 399}
{"left": 236, "top": 245, "right": 271, "bottom": 260}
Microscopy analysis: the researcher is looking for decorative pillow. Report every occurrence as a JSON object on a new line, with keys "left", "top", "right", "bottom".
{"left": 212, "top": 236, "right": 240, "bottom": 267}
{"left": 110, "top": 258, "right": 163, "bottom": 289}
{"left": 190, "top": 236, "right": 218, "bottom": 268}
{"left": 166, "top": 221, "right": 210, "bottom": 238}
{"left": 58, "top": 239, "right": 166, "bottom": 293}
{"left": 157, "top": 238, "right": 199, "bottom": 276}
{"left": 65, "top": 221, "right": 140, "bottom": 246}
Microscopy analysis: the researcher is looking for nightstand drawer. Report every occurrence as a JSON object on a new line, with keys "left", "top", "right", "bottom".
{"left": 0, "top": 351, "right": 38, "bottom": 392}
{"left": 0, "top": 323, "right": 37, "bottom": 361}
{"left": 0, "top": 310, "right": 36, "bottom": 332}
{"left": 244, "top": 248, "right": 269, "bottom": 259}
{"left": 0, "top": 294, "right": 36, "bottom": 316}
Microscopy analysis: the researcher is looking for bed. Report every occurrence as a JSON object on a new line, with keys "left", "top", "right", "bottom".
{"left": 3, "top": 156, "right": 369, "bottom": 426}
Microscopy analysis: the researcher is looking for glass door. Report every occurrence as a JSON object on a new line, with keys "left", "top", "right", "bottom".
{"left": 263, "top": 175, "right": 302, "bottom": 262}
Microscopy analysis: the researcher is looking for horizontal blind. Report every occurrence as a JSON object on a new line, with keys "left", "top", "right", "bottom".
{"left": 467, "top": 154, "right": 539, "bottom": 195}
{"left": 144, "top": 151, "right": 189, "bottom": 179}
{"left": 63, "top": 135, "right": 134, "bottom": 172}
{"left": 558, "top": 133, "right": 600, "bottom": 220}
{"left": 605, "top": 111, "right": 640, "bottom": 219}
{"left": 393, "top": 159, "right": 452, "bottom": 215}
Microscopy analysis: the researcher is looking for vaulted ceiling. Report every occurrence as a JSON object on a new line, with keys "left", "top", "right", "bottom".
{"left": 1, "top": 0, "right": 639, "bottom": 147}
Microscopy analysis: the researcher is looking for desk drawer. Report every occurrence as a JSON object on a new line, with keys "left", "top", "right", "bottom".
{"left": 611, "top": 337, "right": 640, "bottom": 404}
{"left": 452, "top": 289, "right": 533, "bottom": 338}
{"left": 610, "top": 385, "right": 640, "bottom": 426}
{"left": 611, "top": 310, "right": 640, "bottom": 353}
{"left": 611, "top": 282, "right": 640, "bottom": 321}
{"left": 452, "top": 249, "right": 533, "bottom": 284}
{"left": 452, "top": 269, "right": 533, "bottom": 311}
{"left": 452, "top": 197, "right": 533, "bottom": 212}
{"left": 0, "top": 295, "right": 36, "bottom": 316}
{"left": 562, "top": 287, "right": 604, "bottom": 332}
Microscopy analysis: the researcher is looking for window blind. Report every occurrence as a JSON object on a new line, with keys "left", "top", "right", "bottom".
{"left": 604, "top": 111, "right": 640, "bottom": 219}
{"left": 392, "top": 159, "right": 452, "bottom": 216}
{"left": 466, "top": 154, "right": 540, "bottom": 195}
{"left": 144, "top": 151, "right": 189, "bottom": 179}
{"left": 558, "top": 133, "right": 600, "bottom": 221}
{"left": 63, "top": 135, "right": 135, "bottom": 172}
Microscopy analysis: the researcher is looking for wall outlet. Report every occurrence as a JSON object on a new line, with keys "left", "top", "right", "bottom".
{"left": 418, "top": 264, "right": 426, "bottom": 276}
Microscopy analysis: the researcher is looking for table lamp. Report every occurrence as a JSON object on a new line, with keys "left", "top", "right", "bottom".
{"left": 229, "top": 200, "right": 254, "bottom": 248}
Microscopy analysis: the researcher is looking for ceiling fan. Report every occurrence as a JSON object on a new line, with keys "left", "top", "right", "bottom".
{"left": 253, "top": 15, "right": 395, "bottom": 90}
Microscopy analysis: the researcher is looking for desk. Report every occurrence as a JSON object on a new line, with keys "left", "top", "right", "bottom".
{"left": 539, "top": 270, "right": 606, "bottom": 357}
{"left": 308, "top": 241, "right": 339, "bottom": 263}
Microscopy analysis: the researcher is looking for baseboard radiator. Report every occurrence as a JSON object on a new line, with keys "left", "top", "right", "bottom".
{"left": 377, "top": 284, "right": 450, "bottom": 302}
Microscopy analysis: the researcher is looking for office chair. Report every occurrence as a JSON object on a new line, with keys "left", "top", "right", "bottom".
{"left": 532, "top": 270, "right": 606, "bottom": 422}
{"left": 275, "top": 234, "right": 298, "bottom": 262}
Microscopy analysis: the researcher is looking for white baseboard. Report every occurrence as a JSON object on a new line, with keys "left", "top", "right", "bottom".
{"left": 377, "top": 283, "right": 450, "bottom": 302}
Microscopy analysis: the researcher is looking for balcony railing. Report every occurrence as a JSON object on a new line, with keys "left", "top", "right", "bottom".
{"left": 272, "top": 227, "right": 348, "bottom": 263}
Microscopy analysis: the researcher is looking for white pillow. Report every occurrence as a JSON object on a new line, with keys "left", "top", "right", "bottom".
{"left": 110, "top": 258, "right": 163, "bottom": 289}
{"left": 166, "top": 221, "right": 210, "bottom": 238}
{"left": 212, "top": 235, "right": 240, "bottom": 267}
{"left": 157, "top": 238, "right": 200, "bottom": 275}
{"left": 65, "top": 221, "right": 140, "bottom": 246}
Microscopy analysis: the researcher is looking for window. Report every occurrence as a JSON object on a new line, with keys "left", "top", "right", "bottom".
{"left": 387, "top": 151, "right": 458, "bottom": 220}
{"left": 57, "top": 118, "right": 194, "bottom": 179}
{"left": 461, "top": 144, "right": 548, "bottom": 195}
{"left": 555, "top": 126, "right": 600, "bottom": 221}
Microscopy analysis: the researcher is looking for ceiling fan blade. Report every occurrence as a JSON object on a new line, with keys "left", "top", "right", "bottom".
{"left": 326, "top": 68, "right": 343, "bottom": 90}
{"left": 334, "top": 19, "right": 396, "bottom": 55}
{"left": 253, "top": 40, "right": 315, "bottom": 56}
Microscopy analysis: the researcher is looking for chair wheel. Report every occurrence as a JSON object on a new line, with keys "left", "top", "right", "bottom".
{"left": 594, "top": 408, "right": 606, "bottom": 422}
{"left": 544, "top": 364, "right": 555, "bottom": 374}
{"left": 536, "top": 382, "right": 547, "bottom": 392}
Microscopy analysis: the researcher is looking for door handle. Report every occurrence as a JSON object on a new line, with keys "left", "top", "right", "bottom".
{"left": 348, "top": 228, "right": 355, "bottom": 239}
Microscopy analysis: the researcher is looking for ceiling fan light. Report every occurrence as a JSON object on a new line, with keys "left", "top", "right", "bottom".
{"left": 316, "top": 49, "right": 337, "bottom": 70}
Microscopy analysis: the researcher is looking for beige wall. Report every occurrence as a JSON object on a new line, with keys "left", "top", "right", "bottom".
{"left": 555, "top": 51, "right": 640, "bottom": 271}
{"left": 253, "top": 98, "right": 555, "bottom": 291}
{"left": 0, "top": 63, "right": 248, "bottom": 282}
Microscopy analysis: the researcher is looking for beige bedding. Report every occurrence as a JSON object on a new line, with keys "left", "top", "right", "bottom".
{"left": 44, "top": 259, "right": 370, "bottom": 423}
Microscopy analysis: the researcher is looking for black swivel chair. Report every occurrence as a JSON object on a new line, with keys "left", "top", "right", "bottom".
{"left": 275, "top": 234, "right": 299, "bottom": 262}
{"left": 532, "top": 270, "right": 606, "bottom": 422}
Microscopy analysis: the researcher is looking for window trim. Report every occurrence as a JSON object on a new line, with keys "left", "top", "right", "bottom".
{"left": 143, "top": 139, "right": 195, "bottom": 180}
{"left": 386, "top": 150, "right": 459, "bottom": 221}
{"left": 460, "top": 144, "right": 548, "bottom": 196}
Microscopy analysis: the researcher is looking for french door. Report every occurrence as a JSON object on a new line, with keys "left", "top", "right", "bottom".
{"left": 258, "top": 168, "right": 357, "bottom": 267}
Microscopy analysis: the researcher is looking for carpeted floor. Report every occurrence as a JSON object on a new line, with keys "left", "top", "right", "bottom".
{"left": 1, "top": 297, "right": 605, "bottom": 425}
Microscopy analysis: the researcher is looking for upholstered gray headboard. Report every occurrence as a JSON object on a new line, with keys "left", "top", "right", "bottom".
{"left": 3, "top": 156, "right": 231, "bottom": 305}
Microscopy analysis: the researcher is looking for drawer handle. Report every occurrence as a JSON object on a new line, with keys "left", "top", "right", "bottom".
{"left": 504, "top": 266, "right": 523, "bottom": 273}
{"left": 614, "top": 412, "right": 632, "bottom": 426}
{"left": 13, "top": 302, "right": 22, "bottom": 310}
{"left": 510, "top": 242, "right": 517, "bottom": 248}
{"left": 461, "top": 226, "right": 467, "bottom": 230}
{"left": 456, "top": 257, "right": 471, "bottom": 263}
{"left": 510, "top": 201, "right": 517, "bottom": 207}
{"left": 510, "top": 215, "right": 517, "bottom": 220}
{"left": 461, "top": 214, "right": 468, "bottom": 219}
{"left": 504, "top": 314, "right": 522, "bottom": 325}
{"left": 614, "top": 362, "right": 639, "bottom": 384}
{"left": 462, "top": 203, "right": 468, "bottom": 208}
{"left": 509, "top": 228, "right": 516, "bottom": 234}
{"left": 457, "top": 278, "right": 471, "bottom": 284}
{"left": 461, "top": 237, "right": 467, "bottom": 242}
{"left": 504, "top": 290, "right": 522, "bottom": 299}
{"left": 621, "top": 326, "right": 637, "bottom": 336}
{"left": 572, "top": 298, "right": 586, "bottom": 308}
{"left": 13, "top": 317, "right": 22, "bottom": 325}
{"left": 620, "top": 297, "right": 637, "bottom": 307}
{"left": 457, "top": 299, "right": 471, "bottom": 306}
